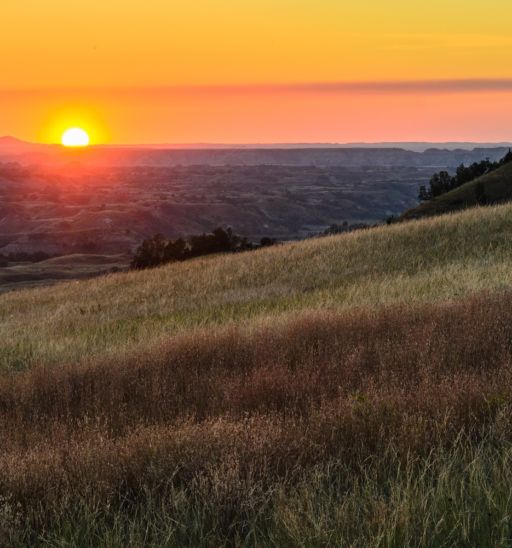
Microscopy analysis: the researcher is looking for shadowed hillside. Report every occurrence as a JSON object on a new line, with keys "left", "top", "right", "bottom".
{"left": 402, "top": 161, "right": 512, "bottom": 220}
{"left": 0, "top": 253, "right": 128, "bottom": 293}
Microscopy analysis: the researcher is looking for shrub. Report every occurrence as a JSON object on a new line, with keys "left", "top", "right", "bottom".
{"left": 131, "top": 227, "right": 276, "bottom": 269}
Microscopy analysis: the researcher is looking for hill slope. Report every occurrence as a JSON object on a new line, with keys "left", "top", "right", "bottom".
{"left": 3, "top": 202, "right": 512, "bottom": 370}
{"left": 401, "top": 160, "right": 512, "bottom": 219}
{"left": 3, "top": 204, "right": 512, "bottom": 545}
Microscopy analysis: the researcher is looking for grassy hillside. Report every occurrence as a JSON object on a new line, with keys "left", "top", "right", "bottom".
{"left": 402, "top": 160, "right": 512, "bottom": 220}
{"left": 3, "top": 203, "right": 512, "bottom": 371}
{"left": 3, "top": 204, "right": 512, "bottom": 545}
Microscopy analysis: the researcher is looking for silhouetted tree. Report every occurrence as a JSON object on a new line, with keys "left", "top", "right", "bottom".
{"left": 418, "top": 185, "right": 431, "bottom": 202}
{"left": 164, "top": 237, "right": 188, "bottom": 262}
{"left": 428, "top": 171, "right": 454, "bottom": 197}
{"left": 502, "top": 148, "right": 512, "bottom": 165}
{"left": 131, "top": 233, "right": 168, "bottom": 269}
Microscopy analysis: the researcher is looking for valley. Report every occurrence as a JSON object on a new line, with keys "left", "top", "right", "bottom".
{"left": 1, "top": 144, "right": 509, "bottom": 291}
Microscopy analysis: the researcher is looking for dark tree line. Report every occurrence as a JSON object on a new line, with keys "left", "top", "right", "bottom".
{"left": 418, "top": 149, "right": 512, "bottom": 202}
{"left": 131, "top": 227, "right": 276, "bottom": 270}
{"left": 323, "top": 221, "right": 371, "bottom": 235}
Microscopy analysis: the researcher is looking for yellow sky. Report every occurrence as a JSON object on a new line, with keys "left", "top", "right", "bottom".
{"left": 1, "top": 0, "right": 512, "bottom": 143}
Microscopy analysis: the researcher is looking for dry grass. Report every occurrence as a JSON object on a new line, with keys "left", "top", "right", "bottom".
{"left": 2, "top": 290, "right": 512, "bottom": 544}
{"left": 3, "top": 202, "right": 512, "bottom": 370}
{"left": 1, "top": 290, "right": 511, "bottom": 430}
{"left": 3, "top": 204, "right": 512, "bottom": 544}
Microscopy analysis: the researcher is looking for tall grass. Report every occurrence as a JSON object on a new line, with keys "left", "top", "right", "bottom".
{"left": 3, "top": 204, "right": 512, "bottom": 544}
{"left": 5, "top": 436, "right": 512, "bottom": 547}
{"left": 2, "top": 290, "right": 512, "bottom": 544}
{"left": 1, "top": 290, "right": 511, "bottom": 429}
{"left": 2, "top": 202, "right": 512, "bottom": 370}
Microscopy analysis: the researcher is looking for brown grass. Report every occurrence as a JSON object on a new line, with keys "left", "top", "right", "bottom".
{"left": 5, "top": 204, "right": 512, "bottom": 544}
{"left": 2, "top": 290, "right": 512, "bottom": 520}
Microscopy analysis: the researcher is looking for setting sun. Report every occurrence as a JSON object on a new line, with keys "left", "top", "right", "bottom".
{"left": 61, "top": 127, "right": 90, "bottom": 147}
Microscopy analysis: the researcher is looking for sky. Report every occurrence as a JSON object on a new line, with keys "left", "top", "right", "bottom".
{"left": 1, "top": 0, "right": 512, "bottom": 144}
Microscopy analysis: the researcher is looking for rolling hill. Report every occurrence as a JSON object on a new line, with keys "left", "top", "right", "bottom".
{"left": 3, "top": 203, "right": 512, "bottom": 545}
{"left": 3, "top": 202, "right": 512, "bottom": 369}
{"left": 0, "top": 253, "right": 129, "bottom": 293}
{"left": 401, "top": 160, "right": 512, "bottom": 220}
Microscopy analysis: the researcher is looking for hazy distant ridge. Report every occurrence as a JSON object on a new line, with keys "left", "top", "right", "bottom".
{"left": 0, "top": 137, "right": 510, "bottom": 167}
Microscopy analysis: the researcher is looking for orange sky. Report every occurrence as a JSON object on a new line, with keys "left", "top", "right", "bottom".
{"left": 1, "top": 0, "right": 512, "bottom": 144}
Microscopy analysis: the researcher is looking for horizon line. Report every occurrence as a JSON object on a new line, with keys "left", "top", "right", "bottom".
{"left": 3, "top": 136, "right": 512, "bottom": 149}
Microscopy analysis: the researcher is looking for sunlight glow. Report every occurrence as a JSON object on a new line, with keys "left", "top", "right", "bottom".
{"left": 61, "top": 128, "right": 90, "bottom": 147}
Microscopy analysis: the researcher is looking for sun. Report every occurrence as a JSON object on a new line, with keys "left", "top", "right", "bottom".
{"left": 61, "top": 127, "right": 90, "bottom": 147}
